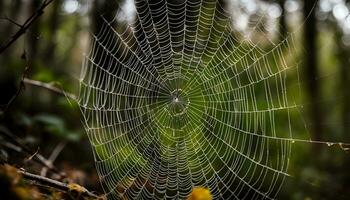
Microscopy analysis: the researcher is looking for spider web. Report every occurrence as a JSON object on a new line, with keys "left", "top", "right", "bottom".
{"left": 78, "top": 0, "right": 311, "bottom": 199}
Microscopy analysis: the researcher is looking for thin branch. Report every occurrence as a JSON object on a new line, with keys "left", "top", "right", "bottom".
{"left": 41, "top": 141, "right": 67, "bottom": 177}
{"left": 1, "top": 72, "right": 76, "bottom": 116}
{"left": 0, "top": 126, "right": 66, "bottom": 179}
{"left": 20, "top": 169, "right": 67, "bottom": 191}
{"left": 0, "top": 16, "right": 23, "bottom": 28}
{"left": 23, "top": 78, "right": 77, "bottom": 100}
{"left": 19, "top": 169, "right": 102, "bottom": 199}
{"left": 1, "top": 63, "right": 30, "bottom": 115}
{"left": 0, "top": 0, "right": 55, "bottom": 54}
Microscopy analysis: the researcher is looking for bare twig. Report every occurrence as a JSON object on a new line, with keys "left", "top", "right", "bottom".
{"left": 1, "top": 72, "right": 76, "bottom": 116}
{"left": 0, "top": 16, "right": 23, "bottom": 28}
{"left": 19, "top": 169, "right": 102, "bottom": 199}
{"left": 1, "top": 63, "right": 30, "bottom": 115}
{"left": 25, "top": 147, "right": 40, "bottom": 163}
{"left": 0, "top": 126, "right": 66, "bottom": 179}
{"left": 23, "top": 78, "right": 77, "bottom": 100}
{"left": 41, "top": 141, "right": 67, "bottom": 177}
{"left": 20, "top": 169, "right": 67, "bottom": 191}
{"left": 0, "top": 0, "right": 55, "bottom": 54}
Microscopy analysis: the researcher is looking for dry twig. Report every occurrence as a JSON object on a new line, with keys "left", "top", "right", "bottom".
{"left": 41, "top": 141, "right": 67, "bottom": 177}
{"left": 23, "top": 78, "right": 77, "bottom": 100}
{"left": 0, "top": 0, "right": 55, "bottom": 54}
{"left": 19, "top": 168, "right": 103, "bottom": 199}
{"left": 0, "top": 126, "right": 66, "bottom": 179}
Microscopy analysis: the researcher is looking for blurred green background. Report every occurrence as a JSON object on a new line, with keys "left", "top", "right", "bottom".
{"left": 0, "top": 0, "right": 349, "bottom": 199}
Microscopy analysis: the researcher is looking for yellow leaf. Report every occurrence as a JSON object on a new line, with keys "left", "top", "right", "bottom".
{"left": 1, "top": 164, "right": 22, "bottom": 185}
{"left": 187, "top": 187, "right": 212, "bottom": 200}
{"left": 67, "top": 183, "right": 87, "bottom": 193}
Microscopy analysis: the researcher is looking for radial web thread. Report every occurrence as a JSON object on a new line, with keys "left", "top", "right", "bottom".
{"left": 78, "top": 0, "right": 305, "bottom": 199}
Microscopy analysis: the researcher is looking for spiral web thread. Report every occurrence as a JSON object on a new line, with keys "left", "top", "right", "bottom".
{"left": 78, "top": 0, "right": 303, "bottom": 199}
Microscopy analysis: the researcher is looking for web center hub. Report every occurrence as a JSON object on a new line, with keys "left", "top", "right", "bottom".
{"left": 168, "top": 89, "right": 190, "bottom": 116}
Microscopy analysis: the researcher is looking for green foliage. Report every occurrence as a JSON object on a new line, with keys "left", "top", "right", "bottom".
{"left": 33, "top": 114, "right": 82, "bottom": 141}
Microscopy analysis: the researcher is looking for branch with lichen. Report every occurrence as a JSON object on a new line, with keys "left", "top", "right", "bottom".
{"left": 19, "top": 169, "right": 104, "bottom": 199}
{"left": 0, "top": 164, "right": 105, "bottom": 200}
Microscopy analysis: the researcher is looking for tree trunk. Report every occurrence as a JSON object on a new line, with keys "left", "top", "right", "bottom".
{"left": 44, "top": 0, "right": 60, "bottom": 61}
{"left": 26, "top": 0, "right": 41, "bottom": 60}
{"left": 303, "top": 0, "right": 322, "bottom": 146}
{"left": 90, "top": 0, "right": 120, "bottom": 35}
{"left": 278, "top": 0, "right": 287, "bottom": 40}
